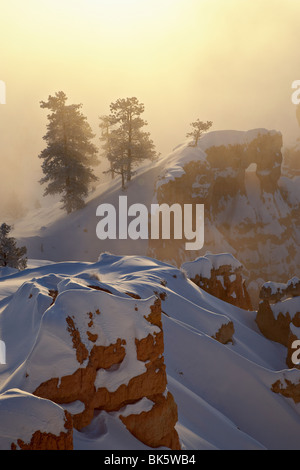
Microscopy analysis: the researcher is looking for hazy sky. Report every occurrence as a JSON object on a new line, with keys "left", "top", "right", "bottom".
{"left": 1, "top": 0, "right": 300, "bottom": 210}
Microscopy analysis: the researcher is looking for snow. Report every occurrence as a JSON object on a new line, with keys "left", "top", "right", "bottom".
{"left": 271, "top": 297, "right": 300, "bottom": 320}
{"left": 0, "top": 253, "right": 299, "bottom": 450}
{"left": 21, "top": 288, "right": 160, "bottom": 394}
{"left": 1, "top": 128, "right": 300, "bottom": 450}
{"left": 7, "top": 127, "right": 297, "bottom": 291}
{"left": 182, "top": 252, "right": 243, "bottom": 280}
{"left": 118, "top": 397, "right": 155, "bottom": 418}
{"left": 290, "top": 323, "right": 300, "bottom": 340}
{"left": 156, "top": 128, "right": 278, "bottom": 191}
{"left": 262, "top": 281, "right": 288, "bottom": 296}
{"left": 288, "top": 277, "right": 300, "bottom": 288}
{"left": 0, "top": 389, "right": 68, "bottom": 450}
{"left": 0, "top": 267, "right": 18, "bottom": 278}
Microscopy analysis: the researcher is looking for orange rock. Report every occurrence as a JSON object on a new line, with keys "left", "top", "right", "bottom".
{"left": 256, "top": 300, "right": 292, "bottom": 346}
{"left": 271, "top": 378, "right": 300, "bottom": 404}
{"left": 191, "top": 267, "right": 253, "bottom": 311}
{"left": 212, "top": 321, "right": 235, "bottom": 345}
{"left": 32, "top": 297, "right": 180, "bottom": 449}
{"left": 11, "top": 411, "right": 73, "bottom": 451}
{"left": 120, "top": 392, "right": 181, "bottom": 450}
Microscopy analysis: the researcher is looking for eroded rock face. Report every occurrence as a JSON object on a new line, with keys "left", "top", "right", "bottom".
{"left": 11, "top": 412, "right": 73, "bottom": 450}
{"left": 256, "top": 279, "right": 300, "bottom": 347}
{"left": 149, "top": 129, "right": 300, "bottom": 303}
{"left": 271, "top": 378, "right": 300, "bottom": 404}
{"left": 22, "top": 286, "right": 180, "bottom": 450}
{"left": 212, "top": 322, "right": 235, "bottom": 345}
{"left": 259, "top": 277, "right": 300, "bottom": 303}
{"left": 256, "top": 278, "right": 300, "bottom": 369}
{"left": 0, "top": 389, "right": 73, "bottom": 451}
{"left": 256, "top": 300, "right": 292, "bottom": 347}
{"left": 120, "top": 392, "right": 180, "bottom": 450}
{"left": 182, "top": 253, "right": 252, "bottom": 311}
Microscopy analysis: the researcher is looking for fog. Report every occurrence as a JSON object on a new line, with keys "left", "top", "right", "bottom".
{"left": 1, "top": 0, "right": 300, "bottom": 220}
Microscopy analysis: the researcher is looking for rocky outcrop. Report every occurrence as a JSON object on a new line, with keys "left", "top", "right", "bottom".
{"left": 22, "top": 285, "right": 180, "bottom": 450}
{"left": 120, "top": 392, "right": 180, "bottom": 450}
{"left": 256, "top": 300, "right": 293, "bottom": 346}
{"left": 212, "top": 322, "right": 235, "bottom": 345}
{"left": 256, "top": 278, "right": 300, "bottom": 368}
{"left": 11, "top": 411, "right": 73, "bottom": 450}
{"left": 149, "top": 129, "right": 300, "bottom": 306}
{"left": 272, "top": 378, "right": 300, "bottom": 404}
{"left": 256, "top": 278, "right": 300, "bottom": 347}
{"left": 182, "top": 253, "right": 253, "bottom": 311}
{"left": 259, "top": 277, "right": 300, "bottom": 303}
{"left": 0, "top": 389, "right": 73, "bottom": 451}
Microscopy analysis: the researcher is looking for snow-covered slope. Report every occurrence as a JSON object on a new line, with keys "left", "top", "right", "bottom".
{"left": 11, "top": 129, "right": 300, "bottom": 303}
{"left": 1, "top": 254, "right": 300, "bottom": 450}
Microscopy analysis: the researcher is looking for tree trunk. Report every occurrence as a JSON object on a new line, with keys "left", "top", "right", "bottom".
{"left": 110, "top": 161, "right": 115, "bottom": 180}
{"left": 126, "top": 113, "right": 132, "bottom": 182}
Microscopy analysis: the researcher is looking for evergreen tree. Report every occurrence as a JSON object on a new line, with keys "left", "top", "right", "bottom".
{"left": 39, "top": 91, "right": 99, "bottom": 213}
{"left": 0, "top": 223, "right": 27, "bottom": 270}
{"left": 100, "top": 97, "right": 159, "bottom": 189}
{"left": 186, "top": 119, "right": 213, "bottom": 147}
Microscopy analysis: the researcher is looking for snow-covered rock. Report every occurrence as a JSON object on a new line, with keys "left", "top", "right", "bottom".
{"left": 149, "top": 129, "right": 300, "bottom": 301}
{"left": 0, "top": 267, "right": 180, "bottom": 449}
{"left": 1, "top": 255, "right": 300, "bottom": 449}
{"left": 0, "top": 389, "right": 73, "bottom": 450}
{"left": 182, "top": 252, "right": 252, "bottom": 311}
{"left": 256, "top": 277, "right": 300, "bottom": 369}
{"left": 11, "top": 129, "right": 300, "bottom": 308}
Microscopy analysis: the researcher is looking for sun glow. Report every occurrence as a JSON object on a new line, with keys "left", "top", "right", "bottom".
{"left": 1, "top": 0, "right": 300, "bottom": 206}
{"left": 90, "top": 0, "right": 182, "bottom": 20}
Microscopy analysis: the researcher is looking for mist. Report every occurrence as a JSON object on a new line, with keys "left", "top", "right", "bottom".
{"left": 1, "top": 0, "right": 300, "bottom": 221}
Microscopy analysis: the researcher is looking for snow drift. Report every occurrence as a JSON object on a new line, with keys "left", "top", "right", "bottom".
{"left": 12, "top": 128, "right": 300, "bottom": 308}
{"left": 1, "top": 254, "right": 300, "bottom": 449}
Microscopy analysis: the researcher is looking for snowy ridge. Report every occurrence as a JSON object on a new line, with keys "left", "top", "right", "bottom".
{"left": 0, "top": 389, "right": 69, "bottom": 450}
{"left": 0, "top": 255, "right": 300, "bottom": 449}
{"left": 182, "top": 252, "right": 244, "bottom": 280}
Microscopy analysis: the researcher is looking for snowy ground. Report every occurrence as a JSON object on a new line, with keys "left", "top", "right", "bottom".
{"left": 0, "top": 255, "right": 299, "bottom": 450}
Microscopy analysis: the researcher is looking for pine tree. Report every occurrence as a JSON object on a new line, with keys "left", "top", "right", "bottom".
{"left": 0, "top": 223, "right": 27, "bottom": 270}
{"left": 186, "top": 119, "right": 213, "bottom": 147}
{"left": 100, "top": 97, "right": 159, "bottom": 189}
{"left": 39, "top": 91, "right": 99, "bottom": 213}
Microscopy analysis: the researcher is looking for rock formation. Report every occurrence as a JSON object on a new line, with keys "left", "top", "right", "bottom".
{"left": 256, "top": 277, "right": 300, "bottom": 368}
{"left": 20, "top": 282, "right": 180, "bottom": 450}
{"left": 0, "top": 389, "right": 73, "bottom": 450}
{"left": 282, "top": 142, "right": 300, "bottom": 178}
{"left": 149, "top": 129, "right": 300, "bottom": 305}
{"left": 272, "top": 377, "right": 300, "bottom": 404}
{"left": 182, "top": 253, "right": 253, "bottom": 311}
